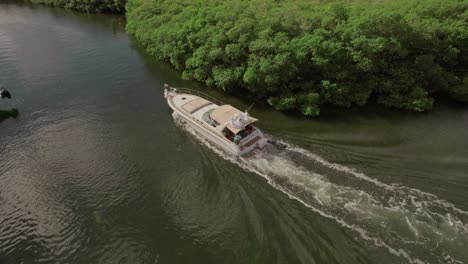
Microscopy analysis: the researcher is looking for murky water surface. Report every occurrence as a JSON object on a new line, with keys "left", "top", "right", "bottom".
{"left": 1, "top": 3, "right": 467, "bottom": 264}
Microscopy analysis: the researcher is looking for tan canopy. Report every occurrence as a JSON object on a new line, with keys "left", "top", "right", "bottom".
{"left": 182, "top": 97, "right": 212, "bottom": 114}
{"left": 210, "top": 105, "right": 258, "bottom": 134}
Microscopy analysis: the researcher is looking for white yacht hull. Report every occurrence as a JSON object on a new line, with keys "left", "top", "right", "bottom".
{"left": 165, "top": 85, "right": 267, "bottom": 158}
{"left": 171, "top": 110, "right": 240, "bottom": 156}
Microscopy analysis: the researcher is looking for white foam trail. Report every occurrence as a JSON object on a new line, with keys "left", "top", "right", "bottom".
{"left": 406, "top": 216, "right": 419, "bottom": 238}
{"left": 174, "top": 121, "right": 426, "bottom": 263}
{"left": 175, "top": 121, "right": 467, "bottom": 264}
{"left": 276, "top": 138, "right": 468, "bottom": 217}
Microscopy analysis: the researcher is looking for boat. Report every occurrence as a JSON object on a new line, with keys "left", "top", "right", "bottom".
{"left": 164, "top": 84, "right": 268, "bottom": 158}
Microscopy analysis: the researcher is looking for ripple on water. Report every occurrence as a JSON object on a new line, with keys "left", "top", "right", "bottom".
{"left": 174, "top": 119, "right": 468, "bottom": 264}
{"left": 0, "top": 103, "right": 144, "bottom": 262}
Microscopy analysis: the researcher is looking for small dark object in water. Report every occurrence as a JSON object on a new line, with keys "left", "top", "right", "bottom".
{"left": 1, "top": 87, "right": 11, "bottom": 99}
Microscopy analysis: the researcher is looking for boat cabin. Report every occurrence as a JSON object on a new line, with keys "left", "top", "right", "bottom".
{"left": 209, "top": 105, "right": 258, "bottom": 144}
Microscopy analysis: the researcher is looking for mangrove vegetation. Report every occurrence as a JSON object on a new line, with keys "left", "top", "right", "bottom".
{"left": 27, "top": 0, "right": 468, "bottom": 116}
{"left": 30, "top": 0, "right": 126, "bottom": 13}
{"left": 127, "top": 0, "right": 467, "bottom": 116}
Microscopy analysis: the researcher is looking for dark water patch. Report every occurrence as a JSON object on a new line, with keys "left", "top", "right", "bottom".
{"left": 0, "top": 109, "right": 18, "bottom": 122}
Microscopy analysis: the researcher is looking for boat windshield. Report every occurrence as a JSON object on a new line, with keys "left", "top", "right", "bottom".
{"left": 202, "top": 109, "right": 217, "bottom": 127}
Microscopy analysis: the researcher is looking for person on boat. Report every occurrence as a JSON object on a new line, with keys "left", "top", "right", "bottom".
{"left": 234, "top": 134, "right": 242, "bottom": 145}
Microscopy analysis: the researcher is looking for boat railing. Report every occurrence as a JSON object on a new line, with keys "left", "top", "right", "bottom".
{"left": 164, "top": 84, "right": 225, "bottom": 106}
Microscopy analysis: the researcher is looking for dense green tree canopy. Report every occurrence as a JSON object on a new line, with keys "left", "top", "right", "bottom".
{"left": 31, "top": 0, "right": 126, "bottom": 13}
{"left": 31, "top": 0, "right": 468, "bottom": 115}
{"left": 126, "top": 0, "right": 467, "bottom": 115}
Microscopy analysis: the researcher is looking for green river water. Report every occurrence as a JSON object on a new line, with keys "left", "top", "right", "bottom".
{"left": 0, "top": 3, "right": 467, "bottom": 264}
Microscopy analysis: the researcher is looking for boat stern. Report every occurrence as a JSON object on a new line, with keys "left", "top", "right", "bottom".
{"left": 238, "top": 129, "right": 268, "bottom": 158}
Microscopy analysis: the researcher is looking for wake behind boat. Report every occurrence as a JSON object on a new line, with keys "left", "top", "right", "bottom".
{"left": 164, "top": 84, "right": 268, "bottom": 158}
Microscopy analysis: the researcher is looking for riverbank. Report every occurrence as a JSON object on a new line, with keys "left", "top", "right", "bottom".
{"left": 29, "top": 0, "right": 126, "bottom": 13}
{"left": 126, "top": 0, "right": 468, "bottom": 116}
{"left": 25, "top": 0, "right": 468, "bottom": 116}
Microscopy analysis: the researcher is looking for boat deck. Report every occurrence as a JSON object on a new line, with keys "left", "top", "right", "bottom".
{"left": 242, "top": 136, "right": 262, "bottom": 148}
{"left": 172, "top": 93, "right": 219, "bottom": 124}
{"left": 192, "top": 104, "right": 218, "bottom": 124}
{"left": 166, "top": 87, "right": 267, "bottom": 159}
{"left": 172, "top": 94, "right": 198, "bottom": 109}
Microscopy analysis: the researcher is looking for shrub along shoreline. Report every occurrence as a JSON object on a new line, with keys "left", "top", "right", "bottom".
{"left": 30, "top": 0, "right": 468, "bottom": 116}
{"left": 29, "top": 0, "right": 126, "bottom": 13}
